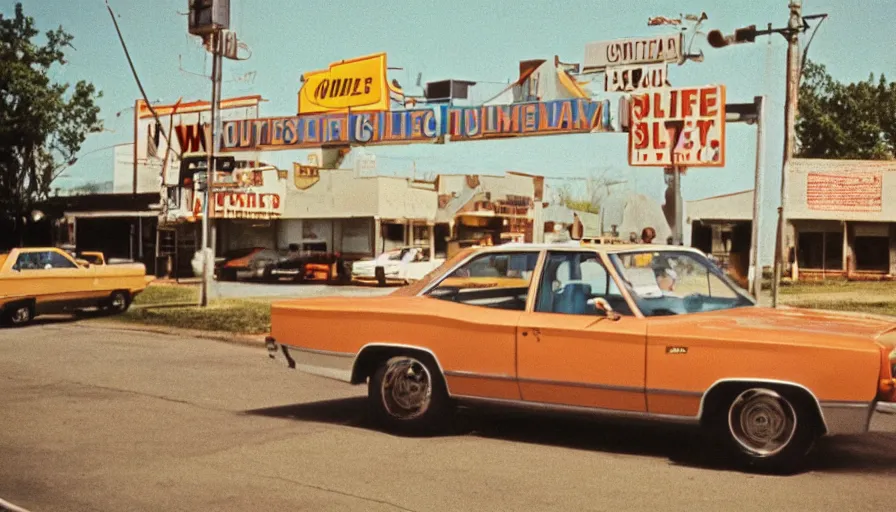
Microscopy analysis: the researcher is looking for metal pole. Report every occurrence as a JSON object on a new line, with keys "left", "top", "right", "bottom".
{"left": 772, "top": 0, "right": 802, "bottom": 308}
{"left": 199, "top": 29, "right": 219, "bottom": 307}
{"left": 673, "top": 165, "right": 684, "bottom": 244}
{"left": 748, "top": 95, "right": 766, "bottom": 299}
{"left": 208, "top": 37, "right": 222, "bottom": 301}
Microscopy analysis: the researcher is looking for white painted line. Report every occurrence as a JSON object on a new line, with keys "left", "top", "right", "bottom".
{"left": 0, "top": 497, "right": 32, "bottom": 512}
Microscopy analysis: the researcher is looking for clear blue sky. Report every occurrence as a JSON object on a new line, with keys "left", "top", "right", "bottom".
{"left": 8, "top": 0, "right": 896, "bottom": 261}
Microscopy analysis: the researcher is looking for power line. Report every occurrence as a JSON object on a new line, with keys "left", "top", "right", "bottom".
{"left": 104, "top": 0, "right": 180, "bottom": 159}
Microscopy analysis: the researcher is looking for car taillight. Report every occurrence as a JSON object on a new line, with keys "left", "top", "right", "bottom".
{"left": 878, "top": 347, "right": 896, "bottom": 403}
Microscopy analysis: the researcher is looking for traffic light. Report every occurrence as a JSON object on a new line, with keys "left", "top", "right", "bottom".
{"left": 707, "top": 25, "right": 757, "bottom": 48}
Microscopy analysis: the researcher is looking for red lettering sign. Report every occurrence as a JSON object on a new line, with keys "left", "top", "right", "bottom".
{"left": 628, "top": 85, "right": 726, "bottom": 167}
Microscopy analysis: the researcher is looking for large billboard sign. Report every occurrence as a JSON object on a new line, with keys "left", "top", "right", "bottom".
{"left": 583, "top": 34, "right": 682, "bottom": 73}
{"left": 298, "top": 53, "right": 390, "bottom": 114}
{"left": 220, "top": 98, "right": 612, "bottom": 152}
{"left": 135, "top": 95, "right": 262, "bottom": 185}
{"left": 628, "top": 85, "right": 725, "bottom": 167}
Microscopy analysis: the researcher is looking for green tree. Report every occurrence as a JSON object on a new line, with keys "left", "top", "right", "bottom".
{"left": 0, "top": 3, "right": 102, "bottom": 245}
{"left": 797, "top": 59, "right": 894, "bottom": 160}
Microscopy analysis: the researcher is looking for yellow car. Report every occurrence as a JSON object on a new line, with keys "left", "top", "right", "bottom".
{"left": 0, "top": 247, "right": 151, "bottom": 327}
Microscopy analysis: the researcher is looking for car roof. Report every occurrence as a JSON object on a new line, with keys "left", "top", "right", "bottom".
{"left": 479, "top": 242, "right": 699, "bottom": 254}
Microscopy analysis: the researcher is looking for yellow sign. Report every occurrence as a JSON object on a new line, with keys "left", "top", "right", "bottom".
{"left": 298, "top": 53, "right": 388, "bottom": 114}
{"left": 293, "top": 163, "right": 320, "bottom": 190}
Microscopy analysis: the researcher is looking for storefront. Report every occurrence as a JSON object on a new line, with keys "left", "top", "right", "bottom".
{"left": 212, "top": 166, "right": 439, "bottom": 261}
{"left": 784, "top": 159, "right": 896, "bottom": 280}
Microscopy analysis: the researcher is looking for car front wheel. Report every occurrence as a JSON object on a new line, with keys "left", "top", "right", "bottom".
{"left": 368, "top": 354, "right": 452, "bottom": 435}
{"left": 5, "top": 303, "right": 34, "bottom": 327}
{"left": 715, "top": 387, "right": 818, "bottom": 473}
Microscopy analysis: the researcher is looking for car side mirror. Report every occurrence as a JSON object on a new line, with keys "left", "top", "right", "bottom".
{"left": 588, "top": 297, "right": 621, "bottom": 321}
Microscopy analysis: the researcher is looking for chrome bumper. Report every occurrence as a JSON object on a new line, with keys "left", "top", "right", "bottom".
{"left": 264, "top": 337, "right": 354, "bottom": 383}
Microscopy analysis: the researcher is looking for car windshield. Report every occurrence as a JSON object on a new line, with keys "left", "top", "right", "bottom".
{"left": 609, "top": 250, "right": 755, "bottom": 317}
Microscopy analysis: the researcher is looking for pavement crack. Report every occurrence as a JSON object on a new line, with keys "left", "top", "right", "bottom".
{"left": 259, "top": 474, "right": 419, "bottom": 512}
{"left": 64, "top": 380, "right": 226, "bottom": 412}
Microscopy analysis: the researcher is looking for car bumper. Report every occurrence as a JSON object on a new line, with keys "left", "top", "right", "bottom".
{"left": 265, "top": 336, "right": 354, "bottom": 383}
{"left": 270, "top": 268, "right": 301, "bottom": 277}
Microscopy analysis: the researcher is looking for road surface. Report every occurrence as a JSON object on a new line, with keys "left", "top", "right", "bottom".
{"left": 2, "top": 321, "right": 895, "bottom": 511}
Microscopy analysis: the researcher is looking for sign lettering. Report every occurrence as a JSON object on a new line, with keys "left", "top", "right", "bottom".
{"left": 221, "top": 98, "right": 612, "bottom": 152}
{"left": 629, "top": 85, "right": 726, "bottom": 167}
{"left": 584, "top": 34, "right": 682, "bottom": 72}
{"left": 299, "top": 53, "right": 388, "bottom": 114}
{"left": 807, "top": 172, "right": 883, "bottom": 212}
{"left": 604, "top": 63, "right": 668, "bottom": 93}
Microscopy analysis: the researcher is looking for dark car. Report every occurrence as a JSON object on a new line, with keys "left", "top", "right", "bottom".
{"left": 214, "top": 247, "right": 280, "bottom": 281}
{"left": 265, "top": 243, "right": 350, "bottom": 284}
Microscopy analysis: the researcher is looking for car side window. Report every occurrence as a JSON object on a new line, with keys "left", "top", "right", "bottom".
{"left": 48, "top": 251, "right": 79, "bottom": 269}
{"left": 535, "top": 251, "right": 633, "bottom": 316}
{"left": 425, "top": 251, "right": 539, "bottom": 311}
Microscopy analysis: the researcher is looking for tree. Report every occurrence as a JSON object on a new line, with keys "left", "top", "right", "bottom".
{"left": 552, "top": 169, "right": 613, "bottom": 214}
{"left": 0, "top": 3, "right": 102, "bottom": 245}
{"left": 797, "top": 59, "right": 895, "bottom": 160}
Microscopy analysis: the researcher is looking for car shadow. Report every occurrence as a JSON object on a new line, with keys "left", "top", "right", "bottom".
{"left": 242, "top": 397, "right": 896, "bottom": 475}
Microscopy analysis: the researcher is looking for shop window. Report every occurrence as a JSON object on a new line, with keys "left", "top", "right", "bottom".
{"left": 797, "top": 232, "right": 823, "bottom": 269}
{"left": 341, "top": 218, "right": 372, "bottom": 254}
{"left": 854, "top": 236, "right": 890, "bottom": 272}
{"left": 798, "top": 231, "right": 844, "bottom": 271}
{"left": 824, "top": 231, "right": 844, "bottom": 270}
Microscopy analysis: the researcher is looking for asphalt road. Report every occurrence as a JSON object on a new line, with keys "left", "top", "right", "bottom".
{"left": 2, "top": 322, "right": 896, "bottom": 512}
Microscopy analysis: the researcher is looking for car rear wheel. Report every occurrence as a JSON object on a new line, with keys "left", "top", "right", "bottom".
{"left": 368, "top": 354, "right": 452, "bottom": 435}
{"left": 713, "top": 387, "right": 818, "bottom": 473}
{"left": 5, "top": 303, "right": 34, "bottom": 327}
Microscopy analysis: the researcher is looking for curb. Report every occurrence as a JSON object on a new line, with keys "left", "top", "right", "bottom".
{"left": 78, "top": 319, "right": 267, "bottom": 347}
{"left": 877, "top": 402, "right": 896, "bottom": 415}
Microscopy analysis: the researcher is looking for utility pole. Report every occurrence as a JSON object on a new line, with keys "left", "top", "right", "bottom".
{"left": 200, "top": 29, "right": 223, "bottom": 307}
{"left": 748, "top": 95, "right": 766, "bottom": 299}
{"left": 772, "top": 0, "right": 802, "bottom": 308}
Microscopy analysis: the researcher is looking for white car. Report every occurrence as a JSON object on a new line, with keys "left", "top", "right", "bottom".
{"left": 351, "top": 247, "right": 444, "bottom": 283}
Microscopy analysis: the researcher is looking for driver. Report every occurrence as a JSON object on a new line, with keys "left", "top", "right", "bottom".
{"left": 655, "top": 267, "right": 678, "bottom": 292}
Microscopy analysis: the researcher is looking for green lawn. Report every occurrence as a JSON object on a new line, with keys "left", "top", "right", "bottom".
{"left": 113, "top": 284, "right": 272, "bottom": 334}
{"left": 777, "top": 280, "right": 896, "bottom": 317}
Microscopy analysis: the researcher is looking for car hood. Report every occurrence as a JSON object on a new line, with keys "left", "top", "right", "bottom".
{"left": 653, "top": 306, "right": 896, "bottom": 350}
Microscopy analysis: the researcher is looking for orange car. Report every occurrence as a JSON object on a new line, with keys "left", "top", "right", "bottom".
{"left": 266, "top": 244, "right": 896, "bottom": 472}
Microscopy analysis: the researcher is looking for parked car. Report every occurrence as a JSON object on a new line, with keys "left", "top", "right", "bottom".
{"left": 264, "top": 243, "right": 896, "bottom": 472}
{"left": 213, "top": 247, "right": 280, "bottom": 281}
{"left": 0, "top": 247, "right": 151, "bottom": 326}
{"left": 261, "top": 242, "right": 347, "bottom": 283}
{"left": 351, "top": 246, "right": 445, "bottom": 284}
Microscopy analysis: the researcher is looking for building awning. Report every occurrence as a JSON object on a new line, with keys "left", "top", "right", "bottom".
{"left": 64, "top": 210, "right": 159, "bottom": 219}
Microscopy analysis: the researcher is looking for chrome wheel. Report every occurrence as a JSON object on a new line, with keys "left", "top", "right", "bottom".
{"left": 380, "top": 357, "right": 432, "bottom": 420}
{"left": 728, "top": 388, "right": 797, "bottom": 458}
{"left": 10, "top": 306, "right": 31, "bottom": 325}
{"left": 110, "top": 293, "right": 127, "bottom": 312}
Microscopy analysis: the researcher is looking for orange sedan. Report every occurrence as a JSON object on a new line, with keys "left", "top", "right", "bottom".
{"left": 266, "top": 244, "right": 896, "bottom": 472}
